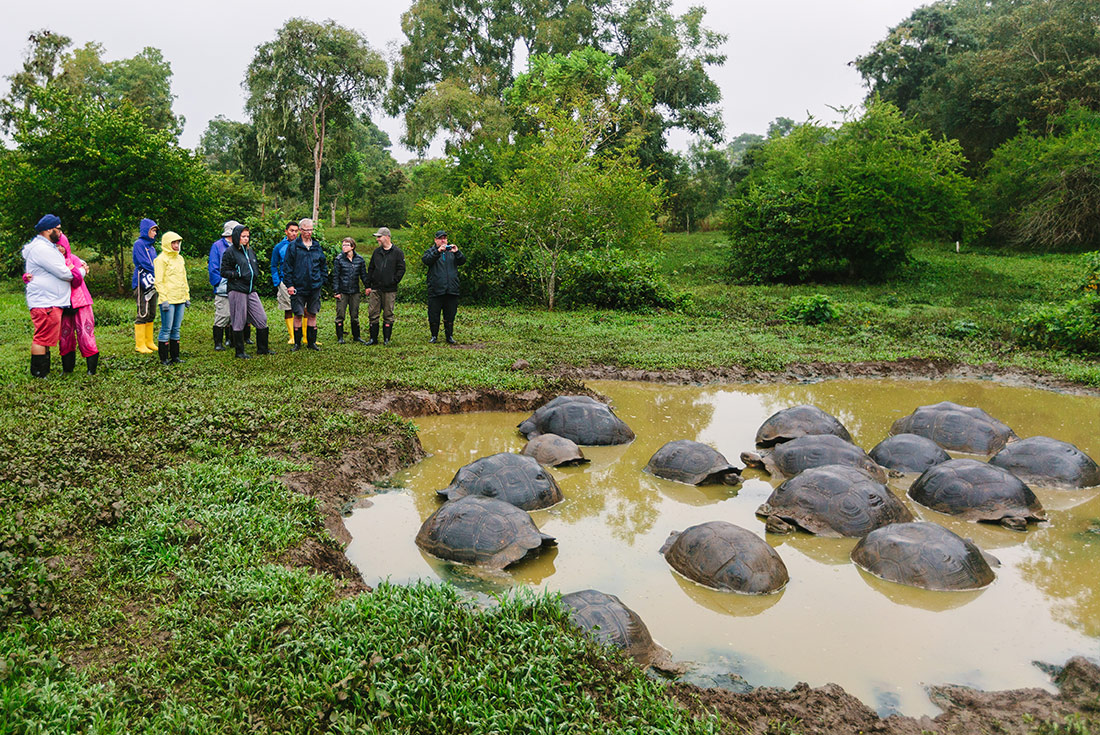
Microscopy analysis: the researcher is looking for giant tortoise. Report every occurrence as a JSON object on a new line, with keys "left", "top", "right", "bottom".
{"left": 522, "top": 433, "right": 589, "bottom": 468}
{"left": 415, "top": 496, "right": 556, "bottom": 569}
{"left": 517, "top": 396, "right": 602, "bottom": 437}
{"left": 437, "top": 453, "right": 564, "bottom": 510}
{"left": 560, "top": 589, "right": 672, "bottom": 668}
{"left": 754, "top": 405, "right": 853, "bottom": 448}
{"left": 850, "top": 522, "right": 998, "bottom": 591}
{"left": 869, "top": 433, "right": 951, "bottom": 474}
{"left": 756, "top": 464, "right": 913, "bottom": 537}
{"left": 645, "top": 440, "right": 742, "bottom": 486}
{"left": 741, "top": 434, "right": 886, "bottom": 483}
{"left": 659, "top": 521, "right": 788, "bottom": 594}
{"left": 907, "top": 458, "right": 1046, "bottom": 531}
{"left": 890, "top": 401, "right": 1018, "bottom": 455}
{"left": 989, "top": 436, "right": 1100, "bottom": 490}
{"left": 517, "top": 398, "right": 634, "bottom": 445}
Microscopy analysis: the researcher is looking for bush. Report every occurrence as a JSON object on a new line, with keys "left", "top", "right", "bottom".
{"left": 781, "top": 294, "right": 839, "bottom": 325}
{"left": 724, "top": 102, "right": 983, "bottom": 284}
{"left": 1014, "top": 296, "right": 1100, "bottom": 353}
{"left": 557, "top": 249, "right": 683, "bottom": 311}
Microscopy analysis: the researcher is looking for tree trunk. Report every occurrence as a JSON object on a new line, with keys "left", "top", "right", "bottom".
{"left": 311, "top": 107, "right": 327, "bottom": 222}
{"left": 261, "top": 182, "right": 267, "bottom": 217}
{"left": 548, "top": 252, "right": 558, "bottom": 311}
{"left": 330, "top": 197, "right": 337, "bottom": 227}
{"left": 345, "top": 200, "right": 351, "bottom": 227}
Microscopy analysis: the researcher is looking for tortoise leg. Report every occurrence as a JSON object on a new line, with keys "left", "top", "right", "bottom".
{"left": 1001, "top": 516, "right": 1028, "bottom": 532}
{"left": 765, "top": 516, "right": 794, "bottom": 535}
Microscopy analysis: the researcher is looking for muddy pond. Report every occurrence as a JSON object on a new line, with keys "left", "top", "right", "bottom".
{"left": 344, "top": 379, "right": 1100, "bottom": 717}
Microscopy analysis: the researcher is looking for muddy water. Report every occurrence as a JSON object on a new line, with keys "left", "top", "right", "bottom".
{"left": 344, "top": 379, "right": 1100, "bottom": 716}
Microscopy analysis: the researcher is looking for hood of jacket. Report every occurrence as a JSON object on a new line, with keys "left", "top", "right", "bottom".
{"left": 160, "top": 231, "right": 183, "bottom": 257}
{"left": 22, "top": 234, "right": 53, "bottom": 261}
{"left": 139, "top": 218, "right": 158, "bottom": 240}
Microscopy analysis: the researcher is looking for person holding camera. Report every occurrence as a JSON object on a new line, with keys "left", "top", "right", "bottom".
{"left": 421, "top": 230, "right": 465, "bottom": 344}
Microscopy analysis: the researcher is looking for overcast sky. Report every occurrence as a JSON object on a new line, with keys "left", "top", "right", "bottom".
{"left": 0, "top": 0, "right": 926, "bottom": 161}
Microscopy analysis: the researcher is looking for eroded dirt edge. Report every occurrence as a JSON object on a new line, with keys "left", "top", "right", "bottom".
{"left": 280, "top": 363, "right": 1100, "bottom": 734}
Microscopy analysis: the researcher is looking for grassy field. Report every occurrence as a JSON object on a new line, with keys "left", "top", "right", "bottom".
{"left": 1, "top": 231, "right": 1097, "bottom": 733}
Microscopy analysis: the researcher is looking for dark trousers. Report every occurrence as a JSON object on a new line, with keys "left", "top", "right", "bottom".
{"left": 427, "top": 294, "right": 458, "bottom": 335}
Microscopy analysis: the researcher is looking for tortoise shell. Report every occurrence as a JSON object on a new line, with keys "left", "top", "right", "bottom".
{"left": 851, "top": 521, "right": 997, "bottom": 591}
{"left": 754, "top": 405, "right": 853, "bottom": 448}
{"left": 517, "top": 395, "right": 602, "bottom": 437}
{"left": 890, "top": 401, "right": 1018, "bottom": 455}
{"left": 869, "top": 433, "right": 951, "bottom": 473}
{"left": 989, "top": 436, "right": 1100, "bottom": 489}
{"left": 756, "top": 464, "right": 913, "bottom": 537}
{"left": 522, "top": 433, "right": 589, "bottom": 468}
{"left": 742, "top": 434, "right": 885, "bottom": 483}
{"left": 518, "top": 400, "right": 634, "bottom": 445}
{"left": 907, "top": 458, "right": 1046, "bottom": 530}
{"left": 415, "top": 496, "right": 556, "bottom": 569}
{"left": 645, "top": 440, "right": 742, "bottom": 486}
{"left": 560, "top": 589, "right": 667, "bottom": 667}
{"left": 437, "top": 453, "right": 564, "bottom": 510}
{"left": 659, "top": 521, "right": 788, "bottom": 594}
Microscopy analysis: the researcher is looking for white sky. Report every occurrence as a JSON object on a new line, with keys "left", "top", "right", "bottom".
{"left": 0, "top": 0, "right": 926, "bottom": 161}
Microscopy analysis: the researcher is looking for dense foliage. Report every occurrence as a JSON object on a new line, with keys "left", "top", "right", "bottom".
{"left": 1015, "top": 250, "right": 1100, "bottom": 353}
{"left": 724, "top": 102, "right": 983, "bottom": 284}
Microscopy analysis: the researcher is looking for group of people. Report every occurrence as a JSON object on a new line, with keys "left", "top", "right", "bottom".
{"left": 23, "top": 213, "right": 466, "bottom": 377}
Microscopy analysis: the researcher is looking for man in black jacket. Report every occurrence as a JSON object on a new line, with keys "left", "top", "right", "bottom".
{"left": 365, "top": 227, "right": 406, "bottom": 345}
{"left": 282, "top": 218, "right": 328, "bottom": 351}
{"left": 421, "top": 230, "right": 465, "bottom": 344}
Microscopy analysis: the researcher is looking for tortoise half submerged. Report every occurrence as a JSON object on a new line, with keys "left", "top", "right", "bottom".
{"left": 522, "top": 433, "right": 589, "bottom": 468}
{"left": 989, "top": 436, "right": 1100, "bottom": 490}
{"left": 890, "top": 401, "right": 1018, "bottom": 455}
{"left": 645, "top": 440, "right": 742, "bottom": 486}
{"left": 518, "top": 397, "right": 634, "bottom": 445}
{"left": 560, "top": 589, "right": 672, "bottom": 668}
{"left": 742, "top": 434, "right": 886, "bottom": 483}
{"left": 660, "top": 521, "right": 788, "bottom": 594}
{"left": 756, "top": 464, "right": 913, "bottom": 537}
{"left": 851, "top": 521, "right": 998, "bottom": 591}
{"left": 869, "top": 433, "right": 951, "bottom": 474}
{"left": 907, "top": 458, "right": 1046, "bottom": 531}
{"left": 437, "top": 452, "right": 564, "bottom": 510}
{"left": 754, "top": 405, "right": 853, "bottom": 448}
{"left": 415, "top": 496, "right": 556, "bottom": 569}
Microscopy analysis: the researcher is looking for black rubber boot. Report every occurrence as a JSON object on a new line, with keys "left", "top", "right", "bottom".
{"left": 383, "top": 324, "right": 392, "bottom": 345}
{"left": 445, "top": 322, "right": 456, "bottom": 345}
{"left": 213, "top": 326, "right": 225, "bottom": 351}
{"left": 352, "top": 321, "right": 367, "bottom": 344}
{"left": 233, "top": 330, "right": 250, "bottom": 359}
{"left": 170, "top": 340, "right": 183, "bottom": 364}
{"left": 244, "top": 325, "right": 253, "bottom": 344}
{"left": 306, "top": 326, "right": 320, "bottom": 351}
{"left": 292, "top": 328, "right": 303, "bottom": 352}
{"left": 256, "top": 328, "right": 270, "bottom": 355}
{"left": 30, "top": 353, "right": 49, "bottom": 378}
{"left": 158, "top": 342, "right": 171, "bottom": 365}
{"left": 61, "top": 351, "right": 76, "bottom": 373}
{"left": 367, "top": 323, "right": 379, "bottom": 345}
{"left": 86, "top": 352, "right": 99, "bottom": 375}
{"left": 336, "top": 321, "right": 345, "bottom": 344}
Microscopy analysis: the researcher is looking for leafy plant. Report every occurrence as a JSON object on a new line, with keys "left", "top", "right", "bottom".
{"left": 781, "top": 294, "right": 839, "bottom": 325}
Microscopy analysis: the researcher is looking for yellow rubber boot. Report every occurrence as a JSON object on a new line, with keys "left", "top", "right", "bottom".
{"left": 285, "top": 316, "right": 295, "bottom": 344}
{"left": 144, "top": 322, "right": 157, "bottom": 350}
{"left": 135, "top": 324, "right": 153, "bottom": 353}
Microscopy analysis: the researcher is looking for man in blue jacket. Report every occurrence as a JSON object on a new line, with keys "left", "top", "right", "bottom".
{"left": 131, "top": 218, "right": 158, "bottom": 353}
{"left": 421, "top": 230, "right": 465, "bottom": 344}
{"left": 269, "top": 220, "right": 299, "bottom": 344}
{"left": 282, "top": 217, "right": 328, "bottom": 351}
{"left": 207, "top": 220, "right": 240, "bottom": 351}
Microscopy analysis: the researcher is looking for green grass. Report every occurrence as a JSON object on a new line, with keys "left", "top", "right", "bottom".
{"left": 2, "top": 230, "right": 1098, "bottom": 732}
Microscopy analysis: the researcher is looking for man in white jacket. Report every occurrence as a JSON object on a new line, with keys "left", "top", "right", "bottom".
{"left": 23, "top": 214, "right": 77, "bottom": 378}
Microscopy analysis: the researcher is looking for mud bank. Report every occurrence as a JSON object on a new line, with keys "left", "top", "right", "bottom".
{"left": 280, "top": 368, "right": 1100, "bottom": 730}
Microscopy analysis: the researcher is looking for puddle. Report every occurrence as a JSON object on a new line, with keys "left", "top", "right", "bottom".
{"left": 344, "top": 379, "right": 1100, "bottom": 716}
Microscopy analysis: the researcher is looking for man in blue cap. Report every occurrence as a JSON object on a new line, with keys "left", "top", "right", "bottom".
{"left": 23, "top": 214, "right": 77, "bottom": 377}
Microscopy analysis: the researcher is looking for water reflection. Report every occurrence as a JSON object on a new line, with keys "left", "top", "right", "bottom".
{"left": 345, "top": 378, "right": 1100, "bottom": 717}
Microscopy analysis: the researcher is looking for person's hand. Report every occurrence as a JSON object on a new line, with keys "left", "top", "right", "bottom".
{"left": 438, "top": 243, "right": 448, "bottom": 252}
{"left": 287, "top": 286, "right": 296, "bottom": 295}
{"left": 364, "top": 288, "right": 372, "bottom": 296}
{"left": 335, "top": 293, "right": 342, "bottom": 300}
{"left": 22, "top": 273, "right": 32, "bottom": 284}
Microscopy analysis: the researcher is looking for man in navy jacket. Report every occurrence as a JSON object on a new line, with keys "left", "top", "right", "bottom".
{"left": 282, "top": 218, "right": 328, "bottom": 351}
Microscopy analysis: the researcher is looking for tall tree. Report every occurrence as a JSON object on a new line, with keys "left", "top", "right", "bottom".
{"left": 245, "top": 18, "right": 387, "bottom": 221}
{"left": 1, "top": 30, "right": 72, "bottom": 129}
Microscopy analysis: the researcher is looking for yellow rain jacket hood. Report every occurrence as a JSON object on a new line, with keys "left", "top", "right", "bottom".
{"left": 154, "top": 231, "right": 190, "bottom": 304}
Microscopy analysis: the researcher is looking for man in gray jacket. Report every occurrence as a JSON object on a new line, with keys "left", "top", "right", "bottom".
{"left": 23, "top": 214, "right": 76, "bottom": 377}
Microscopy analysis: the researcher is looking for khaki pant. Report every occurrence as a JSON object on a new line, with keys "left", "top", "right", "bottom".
{"left": 276, "top": 282, "right": 292, "bottom": 312}
{"left": 369, "top": 291, "right": 396, "bottom": 325}
{"left": 213, "top": 293, "right": 230, "bottom": 327}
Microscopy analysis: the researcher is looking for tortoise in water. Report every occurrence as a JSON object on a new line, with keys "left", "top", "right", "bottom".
{"left": 890, "top": 401, "right": 1018, "bottom": 455}
{"left": 522, "top": 433, "right": 589, "bottom": 468}
{"left": 415, "top": 496, "right": 556, "bottom": 569}
{"left": 755, "top": 464, "right": 913, "bottom": 537}
{"left": 989, "top": 436, "right": 1100, "bottom": 489}
{"left": 517, "top": 395, "right": 602, "bottom": 436}
{"left": 907, "top": 458, "right": 1047, "bottom": 531}
{"left": 850, "top": 522, "right": 998, "bottom": 591}
{"left": 437, "top": 453, "right": 564, "bottom": 510}
{"left": 741, "top": 434, "right": 886, "bottom": 483}
{"left": 754, "top": 405, "right": 853, "bottom": 448}
{"left": 559, "top": 589, "right": 672, "bottom": 668}
{"left": 869, "top": 433, "right": 951, "bottom": 474}
{"left": 645, "top": 440, "right": 742, "bottom": 486}
{"left": 517, "top": 399, "right": 635, "bottom": 445}
{"left": 659, "top": 521, "right": 788, "bottom": 594}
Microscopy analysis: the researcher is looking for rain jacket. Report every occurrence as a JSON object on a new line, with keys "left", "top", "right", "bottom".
{"left": 130, "top": 218, "right": 158, "bottom": 290}
{"left": 332, "top": 251, "right": 368, "bottom": 294}
{"left": 366, "top": 245, "right": 406, "bottom": 292}
{"left": 422, "top": 244, "right": 465, "bottom": 297}
{"left": 154, "top": 231, "right": 190, "bottom": 305}
{"left": 207, "top": 237, "right": 230, "bottom": 293}
{"left": 270, "top": 237, "right": 291, "bottom": 287}
{"left": 222, "top": 227, "right": 261, "bottom": 294}
{"left": 23, "top": 234, "right": 75, "bottom": 309}
{"left": 282, "top": 237, "right": 328, "bottom": 291}
{"left": 59, "top": 234, "right": 93, "bottom": 309}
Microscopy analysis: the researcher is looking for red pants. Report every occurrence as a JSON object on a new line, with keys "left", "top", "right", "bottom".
{"left": 60, "top": 306, "right": 98, "bottom": 358}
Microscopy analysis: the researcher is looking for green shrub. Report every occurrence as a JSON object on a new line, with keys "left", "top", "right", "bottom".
{"left": 782, "top": 294, "right": 839, "bottom": 325}
{"left": 557, "top": 249, "right": 684, "bottom": 311}
{"left": 1014, "top": 296, "right": 1100, "bottom": 353}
